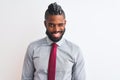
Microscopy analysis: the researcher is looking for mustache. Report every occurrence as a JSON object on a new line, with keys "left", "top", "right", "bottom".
{"left": 51, "top": 31, "right": 63, "bottom": 34}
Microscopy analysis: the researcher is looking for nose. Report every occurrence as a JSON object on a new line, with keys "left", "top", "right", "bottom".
{"left": 53, "top": 26, "right": 59, "bottom": 32}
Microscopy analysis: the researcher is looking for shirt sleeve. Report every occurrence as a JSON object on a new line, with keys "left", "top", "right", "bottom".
{"left": 21, "top": 44, "right": 35, "bottom": 80}
{"left": 71, "top": 47, "right": 86, "bottom": 80}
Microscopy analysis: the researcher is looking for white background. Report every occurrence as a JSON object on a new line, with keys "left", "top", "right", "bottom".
{"left": 0, "top": 0, "right": 120, "bottom": 80}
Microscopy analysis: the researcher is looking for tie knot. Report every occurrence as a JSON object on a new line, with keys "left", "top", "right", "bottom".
{"left": 52, "top": 43, "right": 57, "bottom": 47}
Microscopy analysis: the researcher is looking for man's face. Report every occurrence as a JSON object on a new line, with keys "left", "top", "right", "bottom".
{"left": 44, "top": 15, "right": 66, "bottom": 42}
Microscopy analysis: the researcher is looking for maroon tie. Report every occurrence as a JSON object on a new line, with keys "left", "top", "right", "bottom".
{"left": 48, "top": 43, "right": 57, "bottom": 80}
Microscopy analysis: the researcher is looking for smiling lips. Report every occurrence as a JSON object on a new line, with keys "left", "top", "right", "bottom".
{"left": 52, "top": 32, "right": 61, "bottom": 38}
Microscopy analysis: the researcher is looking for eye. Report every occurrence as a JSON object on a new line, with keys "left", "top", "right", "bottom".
{"left": 48, "top": 23, "right": 55, "bottom": 27}
{"left": 58, "top": 23, "right": 64, "bottom": 27}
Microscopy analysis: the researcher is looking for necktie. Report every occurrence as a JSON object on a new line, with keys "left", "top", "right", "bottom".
{"left": 48, "top": 43, "right": 57, "bottom": 80}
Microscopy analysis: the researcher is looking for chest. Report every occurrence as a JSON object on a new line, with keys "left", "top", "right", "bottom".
{"left": 32, "top": 46, "right": 74, "bottom": 73}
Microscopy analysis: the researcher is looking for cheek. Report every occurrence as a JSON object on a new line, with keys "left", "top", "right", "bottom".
{"left": 57, "top": 27, "right": 65, "bottom": 31}
{"left": 46, "top": 27, "right": 53, "bottom": 32}
{"left": 61, "top": 27, "right": 65, "bottom": 31}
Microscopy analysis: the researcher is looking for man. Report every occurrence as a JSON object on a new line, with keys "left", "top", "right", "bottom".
{"left": 22, "top": 2, "right": 86, "bottom": 80}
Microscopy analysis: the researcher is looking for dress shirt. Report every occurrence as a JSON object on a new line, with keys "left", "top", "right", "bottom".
{"left": 21, "top": 36, "right": 86, "bottom": 80}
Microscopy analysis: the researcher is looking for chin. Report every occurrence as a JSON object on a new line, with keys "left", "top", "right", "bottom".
{"left": 53, "top": 37, "right": 61, "bottom": 41}
{"left": 53, "top": 36, "right": 61, "bottom": 39}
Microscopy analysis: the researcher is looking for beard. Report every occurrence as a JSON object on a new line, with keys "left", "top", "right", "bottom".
{"left": 46, "top": 29, "right": 65, "bottom": 42}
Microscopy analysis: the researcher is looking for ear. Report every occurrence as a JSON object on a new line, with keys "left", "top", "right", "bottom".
{"left": 44, "top": 21, "right": 47, "bottom": 28}
{"left": 64, "top": 20, "right": 66, "bottom": 26}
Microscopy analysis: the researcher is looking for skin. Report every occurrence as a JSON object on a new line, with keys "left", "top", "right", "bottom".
{"left": 44, "top": 15, "right": 66, "bottom": 40}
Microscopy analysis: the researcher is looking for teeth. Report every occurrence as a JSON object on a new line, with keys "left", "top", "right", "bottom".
{"left": 53, "top": 33, "right": 61, "bottom": 37}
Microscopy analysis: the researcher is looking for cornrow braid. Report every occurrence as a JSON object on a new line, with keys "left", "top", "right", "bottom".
{"left": 45, "top": 2, "right": 65, "bottom": 19}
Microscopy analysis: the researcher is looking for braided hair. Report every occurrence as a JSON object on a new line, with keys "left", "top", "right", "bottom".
{"left": 45, "top": 2, "right": 65, "bottom": 19}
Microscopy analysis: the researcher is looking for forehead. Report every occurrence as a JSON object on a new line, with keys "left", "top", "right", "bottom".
{"left": 46, "top": 15, "right": 65, "bottom": 23}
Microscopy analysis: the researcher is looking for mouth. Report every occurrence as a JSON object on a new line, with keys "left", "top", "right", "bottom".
{"left": 52, "top": 32, "right": 62, "bottom": 38}
{"left": 46, "top": 29, "right": 65, "bottom": 42}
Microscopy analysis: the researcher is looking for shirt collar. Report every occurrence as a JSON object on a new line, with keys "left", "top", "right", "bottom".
{"left": 46, "top": 36, "right": 65, "bottom": 46}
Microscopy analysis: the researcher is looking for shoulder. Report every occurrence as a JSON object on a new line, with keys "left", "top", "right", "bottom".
{"left": 64, "top": 39, "right": 80, "bottom": 50}
{"left": 64, "top": 39, "right": 83, "bottom": 53}
{"left": 25, "top": 37, "right": 47, "bottom": 57}
{"left": 27, "top": 37, "right": 47, "bottom": 50}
